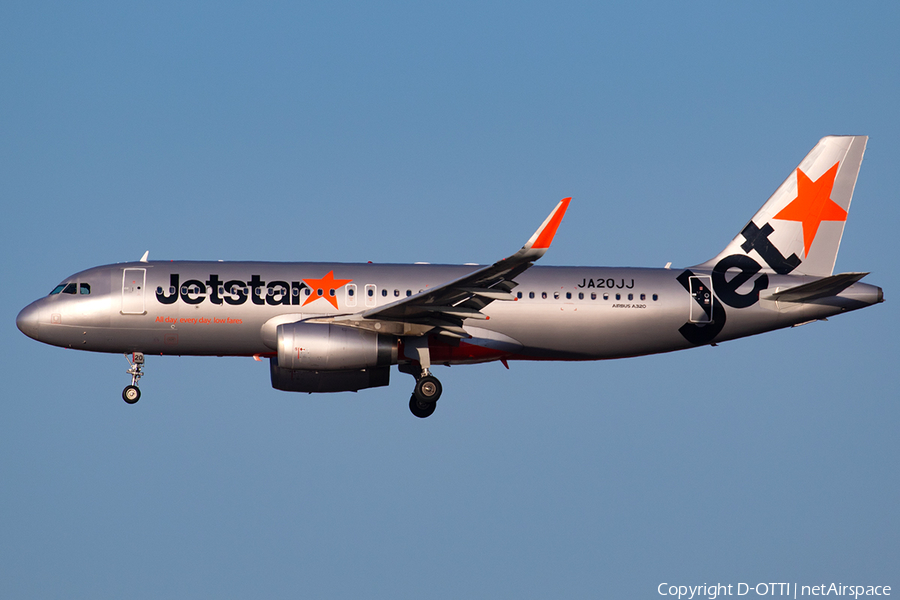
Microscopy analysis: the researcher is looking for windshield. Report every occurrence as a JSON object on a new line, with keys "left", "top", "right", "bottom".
{"left": 49, "top": 282, "right": 91, "bottom": 296}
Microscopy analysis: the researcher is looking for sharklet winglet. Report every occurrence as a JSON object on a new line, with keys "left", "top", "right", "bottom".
{"left": 524, "top": 197, "right": 571, "bottom": 252}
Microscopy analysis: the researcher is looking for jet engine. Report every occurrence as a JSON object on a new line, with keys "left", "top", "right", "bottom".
{"left": 270, "top": 323, "right": 397, "bottom": 393}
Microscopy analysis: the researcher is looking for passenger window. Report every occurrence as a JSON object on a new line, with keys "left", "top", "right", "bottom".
{"left": 591, "top": 292, "right": 597, "bottom": 300}
{"left": 348, "top": 287, "right": 355, "bottom": 297}
{"left": 603, "top": 293, "right": 609, "bottom": 300}
{"left": 394, "top": 289, "right": 400, "bottom": 297}
{"left": 578, "top": 292, "right": 583, "bottom": 300}
{"left": 541, "top": 292, "right": 547, "bottom": 299}
{"left": 616, "top": 293, "right": 621, "bottom": 300}
{"left": 406, "top": 290, "right": 412, "bottom": 297}
{"left": 640, "top": 293, "right": 646, "bottom": 301}
{"left": 367, "top": 288, "right": 374, "bottom": 297}
{"left": 529, "top": 292, "right": 535, "bottom": 299}
{"left": 304, "top": 288, "right": 311, "bottom": 296}
{"left": 653, "top": 294, "right": 659, "bottom": 301}
{"left": 63, "top": 283, "right": 77, "bottom": 294}
{"left": 628, "top": 293, "right": 633, "bottom": 301}
{"left": 553, "top": 292, "right": 560, "bottom": 299}
{"left": 381, "top": 289, "right": 387, "bottom": 297}
{"left": 50, "top": 284, "right": 66, "bottom": 295}
{"left": 329, "top": 289, "right": 335, "bottom": 297}
{"left": 566, "top": 292, "right": 572, "bottom": 300}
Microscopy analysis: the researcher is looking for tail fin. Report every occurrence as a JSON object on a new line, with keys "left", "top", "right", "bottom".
{"left": 698, "top": 136, "right": 867, "bottom": 276}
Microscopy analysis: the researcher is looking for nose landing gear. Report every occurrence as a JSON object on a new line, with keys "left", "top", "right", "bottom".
{"left": 122, "top": 352, "right": 144, "bottom": 404}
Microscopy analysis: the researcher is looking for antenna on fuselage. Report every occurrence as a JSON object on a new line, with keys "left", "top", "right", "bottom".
{"left": 139, "top": 251, "right": 149, "bottom": 263}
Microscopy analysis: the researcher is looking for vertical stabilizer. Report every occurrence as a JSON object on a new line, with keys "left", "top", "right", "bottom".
{"left": 697, "top": 136, "right": 867, "bottom": 276}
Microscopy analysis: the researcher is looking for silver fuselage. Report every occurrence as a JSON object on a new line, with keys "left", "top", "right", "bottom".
{"left": 16, "top": 260, "right": 883, "bottom": 363}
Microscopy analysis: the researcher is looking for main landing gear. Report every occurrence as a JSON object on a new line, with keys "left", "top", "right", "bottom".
{"left": 402, "top": 339, "right": 442, "bottom": 418}
{"left": 409, "top": 374, "right": 442, "bottom": 418}
{"left": 122, "top": 352, "right": 144, "bottom": 404}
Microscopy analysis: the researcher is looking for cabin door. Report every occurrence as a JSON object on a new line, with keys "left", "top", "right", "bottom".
{"left": 121, "top": 268, "right": 146, "bottom": 315}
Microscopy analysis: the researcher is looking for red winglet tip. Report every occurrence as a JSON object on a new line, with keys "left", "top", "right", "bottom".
{"left": 532, "top": 197, "right": 571, "bottom": 249}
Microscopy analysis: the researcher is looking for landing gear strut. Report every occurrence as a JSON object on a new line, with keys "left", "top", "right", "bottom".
{"left": 402, "top": 338, "right": 442, "bottom": 418}
{"left": 123, "top": 352, "right": 144, "bottom": 404}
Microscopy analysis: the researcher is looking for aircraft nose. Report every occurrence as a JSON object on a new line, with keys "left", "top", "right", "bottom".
{"left": 16, "top": 303, "right": 41, "bottom": 340}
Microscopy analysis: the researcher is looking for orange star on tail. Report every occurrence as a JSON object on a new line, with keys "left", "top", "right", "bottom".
{"left": 773, "top": 162, "right": 847, "bottom": 257}
{"left": 302, "top": 270, "right": 353, "bottom": 309}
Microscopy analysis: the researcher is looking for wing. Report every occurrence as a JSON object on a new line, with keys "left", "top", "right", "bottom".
{"left": 326, "top": 198, "right": 571, "bottom": 338}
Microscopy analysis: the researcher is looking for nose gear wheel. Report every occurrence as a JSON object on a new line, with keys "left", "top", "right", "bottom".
{"left": 122, "top": 385, "right": 141, "bottom": 404}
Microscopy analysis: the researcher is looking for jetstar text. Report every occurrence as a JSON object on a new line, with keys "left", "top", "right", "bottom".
{"left": 156, "top": 274, "right": 312, "bottom": 306}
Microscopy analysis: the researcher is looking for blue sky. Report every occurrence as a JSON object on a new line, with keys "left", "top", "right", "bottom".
{"left": 2, "top": 2, "right": 898, "bottom": 598}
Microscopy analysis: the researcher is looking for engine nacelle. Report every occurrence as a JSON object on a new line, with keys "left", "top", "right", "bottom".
{"left": 269, "top": 358, "right": 391, "bottom": 393}
{"left": 276, "top": 322, "right": 397, "bottom": 371}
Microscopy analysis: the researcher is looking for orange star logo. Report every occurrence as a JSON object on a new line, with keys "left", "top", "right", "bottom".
{"left": 773, "top": 162, "right": 847, "bottom": 257}
{"left": 302, "top": 270, "right": 353, "bottom": 309}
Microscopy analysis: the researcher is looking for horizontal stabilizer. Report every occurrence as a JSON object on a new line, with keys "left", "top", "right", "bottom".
{"left": 762, "top": 272, "right": 868, "bottom": 303}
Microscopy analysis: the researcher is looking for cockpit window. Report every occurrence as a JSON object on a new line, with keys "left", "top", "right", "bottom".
{"left": 49, "top": 282, "right": 88, "bottom": 296}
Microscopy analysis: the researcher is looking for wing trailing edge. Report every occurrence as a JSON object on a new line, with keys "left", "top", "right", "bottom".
{"left": 328, "top": 198, "right": 572, "bottom": 337}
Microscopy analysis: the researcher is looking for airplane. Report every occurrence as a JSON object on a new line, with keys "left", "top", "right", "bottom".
{"left": 16, "top": 135, "right": 883, "bottom": 418}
